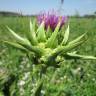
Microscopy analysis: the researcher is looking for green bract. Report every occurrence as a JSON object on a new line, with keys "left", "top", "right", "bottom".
{"left": 4, "top": 20, "right": 96, "bottom": 67}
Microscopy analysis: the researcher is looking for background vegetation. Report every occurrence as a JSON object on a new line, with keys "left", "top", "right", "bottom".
{"left": 0, "top": 15, "right": 96, "bottom": 96}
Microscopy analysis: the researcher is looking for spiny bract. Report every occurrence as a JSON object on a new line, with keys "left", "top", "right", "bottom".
{"left": 4, "top": 20, "right": 96, "bottom": 67}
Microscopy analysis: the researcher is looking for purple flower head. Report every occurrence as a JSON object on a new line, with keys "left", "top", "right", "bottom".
{"left": 37, "top": 10, "right": 67, "bottom": 31}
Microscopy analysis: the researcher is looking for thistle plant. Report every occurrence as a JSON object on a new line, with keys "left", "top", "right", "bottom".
{"left": 2, "top": 12, "right": 96, "bottom": 95}
{"left": 4, "top": 20, "right": 96, "bottom": 68}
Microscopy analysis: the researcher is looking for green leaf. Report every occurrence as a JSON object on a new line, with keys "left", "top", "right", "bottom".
{"left": 45, "top": 35, "right": 86, "bottom": 65}
{"left": 37, "top": 21, "right": 46, "bottom": 42}
{"left": 6, "top": 26, "right": 31, "bottom": 46}
{"left": 4, "top": 40, "right": 44, "bottom": 56}
{"left": 4, "top": 41, "right": 29, "bottom": 52}
{"left": 64, "top": 52, "right": 96, "bottom": 60}
{"left": 26, "top": 20, "right": 38, "bottom": 45}
{"left": 33, "top": 80, "right": 43, "bottom": 96}
{"left": 6, "top": 26, "right": 44, "bottom": 56}
{"left": 50, "top": 37, "right": 86, "bottom": 58}
{"left": 69, "top": 32, "right": 87, "bottom": 45}
{"left": 18, "top": 42, "right": 44, "bottom": 57}
{"left": 46, "top": 22, "right": 61, "bottom": 48}
{"left": 61, "top": 24, "right": 69, "bottom": 45}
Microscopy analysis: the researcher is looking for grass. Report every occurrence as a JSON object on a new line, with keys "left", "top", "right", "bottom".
{"left": 0, "top": 16, "right": 96, "bottom": 96}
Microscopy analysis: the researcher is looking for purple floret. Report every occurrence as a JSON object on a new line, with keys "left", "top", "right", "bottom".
{"left": 37, "top": 11, "right": 67, "bottom": 31}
